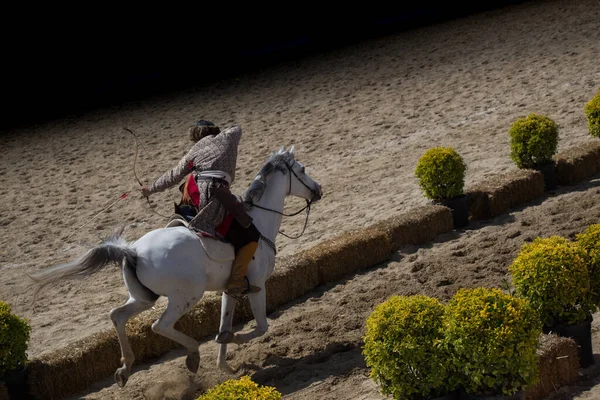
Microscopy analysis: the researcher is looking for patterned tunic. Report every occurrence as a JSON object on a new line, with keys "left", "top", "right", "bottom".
{"left": 147, "top": 125, "right": 242, "bottom": 236}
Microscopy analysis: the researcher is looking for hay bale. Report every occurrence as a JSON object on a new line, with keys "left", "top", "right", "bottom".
{"left": 468, "top": 169, "right": 545, "bottom": 218}
{"left": 263, "top": 254, "right": 322, "bottom": 313}
{"left": 287, "top": 227, "right": 391, "bottom": 284}
{"left": 524, "top": 333, "right": 581, "bottom": 400}
{"left": 555, "top": 140, "right": 600, "bottom": 185}
{"left": 371, "top": 205, "right": 452, "bottom": 251}
{"left": 27, "top": 330, "right": 122, "bottom": 400}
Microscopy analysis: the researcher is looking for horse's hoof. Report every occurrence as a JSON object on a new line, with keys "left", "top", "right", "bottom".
{"left": 114, "top": 367, "right": 129, "bottom": 388}
{"left": 218, "top": 361, "right": 236, "bottom": 374}
{"left": 215, "top": 330, "right": 234, "bottom": 344}
{"left": 185, "top": 350, "right": 200, "bottom": 374}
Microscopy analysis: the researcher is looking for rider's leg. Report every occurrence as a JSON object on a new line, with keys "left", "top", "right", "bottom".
{"left": 224, "top": 219, "right": 261, "bottom": 295}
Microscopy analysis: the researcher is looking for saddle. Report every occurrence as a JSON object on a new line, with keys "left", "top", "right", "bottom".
{"left": 175, "top": 173, "right": 253, "bottom": 228}
{"left": 166, "top": 214, "right": 235, "bottom": 262}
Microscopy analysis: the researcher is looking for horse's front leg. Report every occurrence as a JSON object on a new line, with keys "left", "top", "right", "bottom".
{"left": 216, "top": 292, "right": 238, "bottom": 372}
{"left": 233, "top": 287, "right": 268, "bottom": 343}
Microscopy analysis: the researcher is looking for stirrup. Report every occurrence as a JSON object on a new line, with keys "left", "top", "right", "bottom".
{"left": 225, "top": 277, "right": 261, "bottom": 296}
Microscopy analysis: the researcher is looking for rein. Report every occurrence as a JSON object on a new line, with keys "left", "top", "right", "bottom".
{"left": 245, "top": 161, "right": 316, "bottom": 241}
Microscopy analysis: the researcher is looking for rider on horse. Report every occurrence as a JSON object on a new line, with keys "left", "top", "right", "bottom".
{"left": 141, "top": 120, "right": 261, "bottom": 296}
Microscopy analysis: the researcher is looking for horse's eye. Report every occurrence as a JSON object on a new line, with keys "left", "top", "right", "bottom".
{"left": 301, "top": 166, "right": 305, "bottom": 173}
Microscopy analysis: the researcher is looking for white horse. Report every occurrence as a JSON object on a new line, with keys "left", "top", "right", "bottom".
{"left": 28, "top": 146, "right": 322, "bottom": 387}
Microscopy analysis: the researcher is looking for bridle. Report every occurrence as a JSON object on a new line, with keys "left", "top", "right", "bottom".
{"left": 244, "top": 160, "right": 319, "bottom": 243}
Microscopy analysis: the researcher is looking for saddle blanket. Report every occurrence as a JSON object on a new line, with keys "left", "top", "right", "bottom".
{"left": 165, "top": 215, "right": 235, "bottom": 262}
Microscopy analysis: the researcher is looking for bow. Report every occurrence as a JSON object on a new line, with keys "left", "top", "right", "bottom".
{"left": 123, "top": 127, "right": 171, "bottom": 219}
{"left": 123, "top": 128, "right": 151, "bottom": 204}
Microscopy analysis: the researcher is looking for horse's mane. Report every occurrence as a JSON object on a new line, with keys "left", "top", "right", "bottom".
{"left": 243, "top": 146, "right": 295, "bottom": 205}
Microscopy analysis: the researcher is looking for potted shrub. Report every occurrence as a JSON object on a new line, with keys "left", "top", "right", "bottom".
{"left": 508, "top": 113, "right": 559, "bottom": 190}
{"left": 585, "top": 87, "right": 600, "bottom": 138}
{"left": 575, "top": 224, "right": 600, "bottom": 307}
{"left": 443, "top": 287, "right": 541, "bottom": 399}
{"left": 0, "top": 301, "right": 31, "bottom": 399}
{"left": 198, "top": 375, "right": 281, "bottom": 400}
{"left": 509, "top": 235, "right": 596, "bottom": 368}
{"left": 415, "top": 146, "right": 468, "bottom": 228}
{"left": 363, "top": 294, "right": 457, "bottom": 400}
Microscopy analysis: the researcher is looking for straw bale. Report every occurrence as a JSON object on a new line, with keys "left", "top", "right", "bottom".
{"left": 27, "top": 330, "right": 122, "bottom": 400}
{"left": 468, "top": 169, "right": 545, "bottom": 218}
{"left": 293, "top": 227, "right": 391, "bottom": 284}
{"left": 371, "top": 205, "right": 452, "bottom": 251}
{"left": 263, "top": 254, "right": 322, "bottom": 313}
{"left": 555, "top": 140, "right": 600, "bottom": 185}
{"left": 524, "top": 333, "right": 580, "bottom": 400}
{"left": 0, "top": 384, "right": 7, "bottom": 400}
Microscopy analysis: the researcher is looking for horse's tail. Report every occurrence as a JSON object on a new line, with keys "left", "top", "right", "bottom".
{"left": 28, "top": 226, "right": 136, "bottom": 305}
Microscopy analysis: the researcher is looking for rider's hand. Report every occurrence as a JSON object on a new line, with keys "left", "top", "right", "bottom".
{"left": 140, "top": 186, "right": 151, "bottom": 198}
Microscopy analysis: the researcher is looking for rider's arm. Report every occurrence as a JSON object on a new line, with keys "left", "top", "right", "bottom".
{"left": 220, "top": 125, "right": 242, "bottom": 145}
{"left": 147, "top": 148, "right": 196, "bottom": 195}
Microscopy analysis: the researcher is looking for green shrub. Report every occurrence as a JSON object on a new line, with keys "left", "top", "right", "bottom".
{"left": 585, "top": 88, "right": 600, "bottom": 138}
{"left": 575, "top": 224, "right": 600, "bottom": 306}
{"left": 197, "top": 375, "right": 281, "bottom": 400}
{"left": 509, "top": 236, "right": 596, "bottom": 327}
{"left": 509, "top": 113, "right": 559, "bottom": 169}
{"left": 415, "top": 146, "right": 467, "bottom": 201}
{"left": 0, "top": 301, "right": 31, "bottom": 376}
{"left": 363, "top": 294, "right": 453, "bottom": 400}
{"left": 443, "top": 287, "right": 541, "bottom": 397}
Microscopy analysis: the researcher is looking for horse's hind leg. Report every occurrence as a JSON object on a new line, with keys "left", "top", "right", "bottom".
{"left": 151, "top": 291, "right": 204, "bottom": 373}
{"left": 110, "top": 296, "right": 154, "bottom": 387}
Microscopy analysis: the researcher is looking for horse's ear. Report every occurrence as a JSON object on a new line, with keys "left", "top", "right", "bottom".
{"left": 289, "top": 145, "right": 295, "bottom": 156}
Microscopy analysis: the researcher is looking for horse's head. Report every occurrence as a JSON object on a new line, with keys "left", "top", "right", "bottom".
{"left": 243, "top": 146, "right": 322, "bottom": 205}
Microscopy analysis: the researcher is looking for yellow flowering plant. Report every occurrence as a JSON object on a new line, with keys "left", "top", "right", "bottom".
{"left": 443, "top": 288, "right": 541, "bottom": 397}
{"left": 509, "top": 113, "right": 559, "bottom": 169}
{"left": 363, "top": 294, "right": 454, "bottom": 400}
{"left": 509, "top": 236, "right": 596, "bottom": 327}
{"left": 0, "top": 301, "right": 31, "bottom": 376}
{"left": 575, "top": 224, "right": 600, "bottom": 306}
{"left": 584, "top": 88, "right": 600, "bottom": 138}
{"left": 415, "top": 146, "right": 467, "bottom": 201}
{"left": 197, "top": 375, "right": 281, "bottom": 400}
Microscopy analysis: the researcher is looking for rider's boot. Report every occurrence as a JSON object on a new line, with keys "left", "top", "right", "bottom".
{"left": 225, "top": 241, "right": 261, "bottom": 296}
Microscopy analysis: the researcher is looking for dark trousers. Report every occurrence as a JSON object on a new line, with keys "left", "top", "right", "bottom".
{"left": 225, "top": 219, "right": 260, "bottom": 253}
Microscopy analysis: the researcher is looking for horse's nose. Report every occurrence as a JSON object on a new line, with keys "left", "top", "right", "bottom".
{"left": 315, "top": 184, "right": 323, "bottom": 200}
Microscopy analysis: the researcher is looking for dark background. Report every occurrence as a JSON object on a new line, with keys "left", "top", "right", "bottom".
{"left": 0, "top": 1, "right": 526, "bottom": 130}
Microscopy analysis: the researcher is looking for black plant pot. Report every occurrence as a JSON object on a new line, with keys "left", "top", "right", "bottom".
{"left": 543, "top": 316, "right": 594, "bottom": 368}
{"left": 432, "top": 390, "right": 460, "bottom": 400}
{"left": 461, "top": 391, "right": 523, "bottom": 400}
{"left": 534, "top": 161, "right": 557, "bottom": 191}
{"left": 0, "top": 366, "right": 32, "bottom": 400}
{"left": 437, "top": 195, "right": 469, "bottom": 229}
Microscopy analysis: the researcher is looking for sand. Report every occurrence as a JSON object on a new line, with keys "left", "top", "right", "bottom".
{"left": 1, "top": 0, "right": 599, "bottom": 398}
